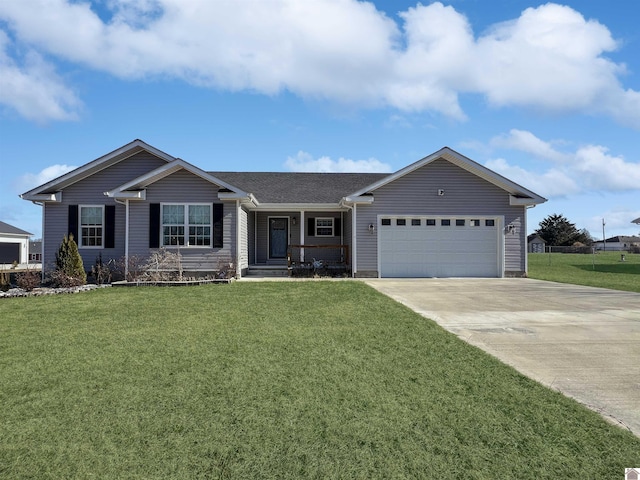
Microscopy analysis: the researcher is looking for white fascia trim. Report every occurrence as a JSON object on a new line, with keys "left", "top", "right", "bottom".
{"left": 252, "top": 203, "right": 343, "bottom": 211}
{"left": 20, "top": 191, "right": 62, "bottom": 202}
{"left": 21, "top": 139, "right": 175, "bottom": 198}
{"left": 218, "top": 192, "right": 257, "bottom": 208}
{"left": 105, "top": 190, "right": 146, "bottom": 200}
{"left": 107, "top": 159, "right": 248, "bottom": 198}
{"left": 342, "top": 195, "right": 374, "bottom": 204}
{"left": 509, "top": 195, "right": 540, "bottom": 206}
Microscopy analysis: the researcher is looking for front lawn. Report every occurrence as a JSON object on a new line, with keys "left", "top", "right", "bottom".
{"left": 528, "top": 251, "right": 640, "bottom": 293}
{"left": 1, "top": 282, "right": 638, "bottom": 479}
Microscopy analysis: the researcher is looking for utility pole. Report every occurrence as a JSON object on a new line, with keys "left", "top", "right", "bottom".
{"left": 602, "top": 218, "right": 606, "bottom": 252}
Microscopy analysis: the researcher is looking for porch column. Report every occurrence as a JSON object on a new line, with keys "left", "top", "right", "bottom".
{"left": 300, "top": 211, "right": 305, "bottom": 262}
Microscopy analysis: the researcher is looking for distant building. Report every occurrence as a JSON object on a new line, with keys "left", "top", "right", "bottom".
{"left": 0, "top": 220, "right": 32, "bottom": 265}
{"left": 593, "top": 236, "right": 640, "bottom": 252}
{"left": 527, "top": 233, "right": 546, "bottom": 253}
{"left": 29, "top": 241, "right": 42, "bottom": 262}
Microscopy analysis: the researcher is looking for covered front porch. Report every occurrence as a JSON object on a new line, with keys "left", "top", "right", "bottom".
{"left": 246, "top": 210, "right": 351, "bottom": 277}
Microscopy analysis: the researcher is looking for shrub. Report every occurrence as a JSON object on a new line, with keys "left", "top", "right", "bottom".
{"left": 53, "top": 234, "right": 86, "bottom": 287}
{"left": 0, "top": 272, "right": 10, "bottom": 292}
{"left": 16, "top": 270, "right": 41, "bottom": 291}
{"left": 90, "top": 253, "right": 111, "bottom": 285}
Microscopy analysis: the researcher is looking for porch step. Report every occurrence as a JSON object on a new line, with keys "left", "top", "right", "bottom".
{"left": 246, "top": 265, "right": 289, "bottom": 277}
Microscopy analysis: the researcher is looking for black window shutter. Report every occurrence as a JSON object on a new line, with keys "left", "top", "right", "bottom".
{"left": 105, "top": 205, "right": 115, "bottom": 248}
{"left": 68, "top": 205, "right": 78, "bottom": 241}
{"left": 334, "top": 218, "right": 341, "bottom": 236}
{"left": 213, "top": 203, "right": 223, "bottom": 248}
{"left": 149, "top": 203, "right": 160, "bottom": 248}
{"left": 307, "top": 218, "right": 315, "bottom": 237}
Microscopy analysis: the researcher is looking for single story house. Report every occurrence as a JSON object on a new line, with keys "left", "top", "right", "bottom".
{"left": 20, "top": 140, "right": 546, "bottom": 278}
{"left": 0, "top": 220, "right": 32, "bottom": 265}
{"left": 593, "top": 236, "right": 640, "bottom": 252}
{"left": 527, "top": 233, "right": 546, "bottom": 253}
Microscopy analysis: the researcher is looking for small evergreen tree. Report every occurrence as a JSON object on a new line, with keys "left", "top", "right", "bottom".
{"left": 54, "top": 234, "right": 86, "bottom": 285}
{"left": 536, "top": 214, "right": 591, "bottom": 246}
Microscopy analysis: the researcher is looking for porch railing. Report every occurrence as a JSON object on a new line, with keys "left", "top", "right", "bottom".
{"left": 286, "top": 244, "right": 350, "bottom": 277}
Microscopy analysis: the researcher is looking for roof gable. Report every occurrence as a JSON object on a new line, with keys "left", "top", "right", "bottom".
{"left": 345, "top": 147, "right": 546, "bottom": 205}
{"left": 21, "top": 139, "right": 175, "bottom": 201}
{"left": 0, "top": 220, "right": 32, "bottom": 236}
{"left": 107, "top": 159, "right": 248, "bottom": 199}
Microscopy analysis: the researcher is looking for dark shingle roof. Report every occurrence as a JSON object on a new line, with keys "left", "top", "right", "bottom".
{"left": 0, "top": 220, "right": 32, "bottom": 236}
{"left": 209, "top": 172, "right": 389, "bottom": 204}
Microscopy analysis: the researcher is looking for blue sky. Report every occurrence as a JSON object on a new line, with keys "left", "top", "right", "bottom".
{"left": 1, "top": 0, "right": 639, "bottom": 240}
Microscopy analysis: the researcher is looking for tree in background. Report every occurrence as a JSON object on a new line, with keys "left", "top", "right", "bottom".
{"left": 52, "top": 234, "right": 86, "bottom": 286}
{"left": 536, "top": 214, "right": 592, "bottom": 246}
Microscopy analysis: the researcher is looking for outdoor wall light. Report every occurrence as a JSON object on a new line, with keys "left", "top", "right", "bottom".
{"left": 506, "top": 224, "right": 516, "bottom": 235}
{"left": 437, "top": 189, "right": 445, "bottom": 196}
{"left": 368, "top": 223, "right": 375, "bottom": 234}
{"left": 292, "top": 216, "right": 297, "bottom": 226}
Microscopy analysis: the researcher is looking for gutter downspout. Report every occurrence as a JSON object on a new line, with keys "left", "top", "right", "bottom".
{"left": 30, "top": 200, "right": 45, "bottom": 281}
{"left": 124, "top": 199, "right": 129, "bottom": 280}
{"left": 236, "top": 199, "right": 241, "bottom": 279}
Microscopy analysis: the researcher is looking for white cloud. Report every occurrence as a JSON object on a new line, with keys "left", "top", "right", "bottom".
{"left": 587, "top": 209, "right": 640, "bottom": 237}
{"left": 16, "top": 164, "right": 78, "bottom": 192}
{"left": 0, "top": 1, "right": 639, "bottom": 127}
{"left": 0, "top": 30, "right": 81, "bottom": 122}
{"left": 284, "top": 151, "right": 392, "bottom": 173}
{"left": 490, "top": 129, "right": 571, "bottom": 163}
{"left": 488, "top": 129, "right": 640, "bottom": 197}
{"left": 485, "top": 157, "right": 578, "bottom": 198}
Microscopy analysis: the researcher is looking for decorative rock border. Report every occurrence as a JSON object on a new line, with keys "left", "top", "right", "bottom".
{"left": 0, "top": 284, "right": 110, "bottom": 298}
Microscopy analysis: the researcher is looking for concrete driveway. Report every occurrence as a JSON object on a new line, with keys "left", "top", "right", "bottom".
{"left": 364, "top": 278, "right": 640, "bottom": 436}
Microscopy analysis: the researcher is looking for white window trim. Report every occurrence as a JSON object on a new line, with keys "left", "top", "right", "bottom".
{"left": 315, "top": 217, "right": 334, "bottom": 237}
{"left": 79, "top": 204, "right": 104, "bottom": 249}
{"left": 161, "top": 203, "right": 213, "bottom": 248}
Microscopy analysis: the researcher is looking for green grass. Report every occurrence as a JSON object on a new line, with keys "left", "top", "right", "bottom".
{"left": 529, "top": 251, "right": 640, "bottom": 293}
{"left": 1, "top": 283, "right": 639, "bottom": 479}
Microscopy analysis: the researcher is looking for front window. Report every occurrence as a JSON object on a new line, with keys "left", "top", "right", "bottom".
{"left": 315, "top": 218, "right": 334, "bottom": 237}
{"left": 80, "top": 205, "right": 103, "bottom": 247}
{"left": 162, "top": 204, "right": 211, "bottom": 247}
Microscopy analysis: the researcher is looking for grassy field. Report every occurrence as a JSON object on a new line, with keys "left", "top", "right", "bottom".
{"left": 1, "top": 282, "right": 639, "bottom": 479}
{"left": 528, "top": 251, "right": 640, "bottom": 293}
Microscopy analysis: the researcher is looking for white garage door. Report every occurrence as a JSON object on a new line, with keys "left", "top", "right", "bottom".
{"left": 379, "top": 217, "right": 501, "bottom": 278}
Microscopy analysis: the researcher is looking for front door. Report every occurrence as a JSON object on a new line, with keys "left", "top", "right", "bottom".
{"left": 269, "top": 217, "right": 288, "bottom": 259}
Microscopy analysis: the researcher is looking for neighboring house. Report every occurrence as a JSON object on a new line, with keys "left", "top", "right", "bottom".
{"left": 0, "top": 220, "right": 32, "bottom": 265}
{"left": 633, "top": 217, "right": 640, "bottom": 225}
{"left": 527, "top": 233, "right": 546, "bottom": 253}
{"left": 20, "top": 140, "right": 546, "bottom": 278}
{"left": 593, "top": 236, "right": 640, "bottom": 251}
{"left": 29, "top": 241, "right": 42, "bottom": 262}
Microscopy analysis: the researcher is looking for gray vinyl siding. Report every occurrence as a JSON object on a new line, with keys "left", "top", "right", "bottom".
{"left": 128, "top": 169, "right": 235, "bottom": 271}
{"left": 355, "top": 159, "right": 527, "bottom": 276}
{"left": 248, "top": 211, "right": 256, "bottom": 264}
{"left": 344, "top": 209, "right": 353, "bottom": 268}
{"left": 42, "top": 152, "right": 166, "bottom": 273}
{"left": 239, "top": 206, "right": 249, "bottom": 275}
